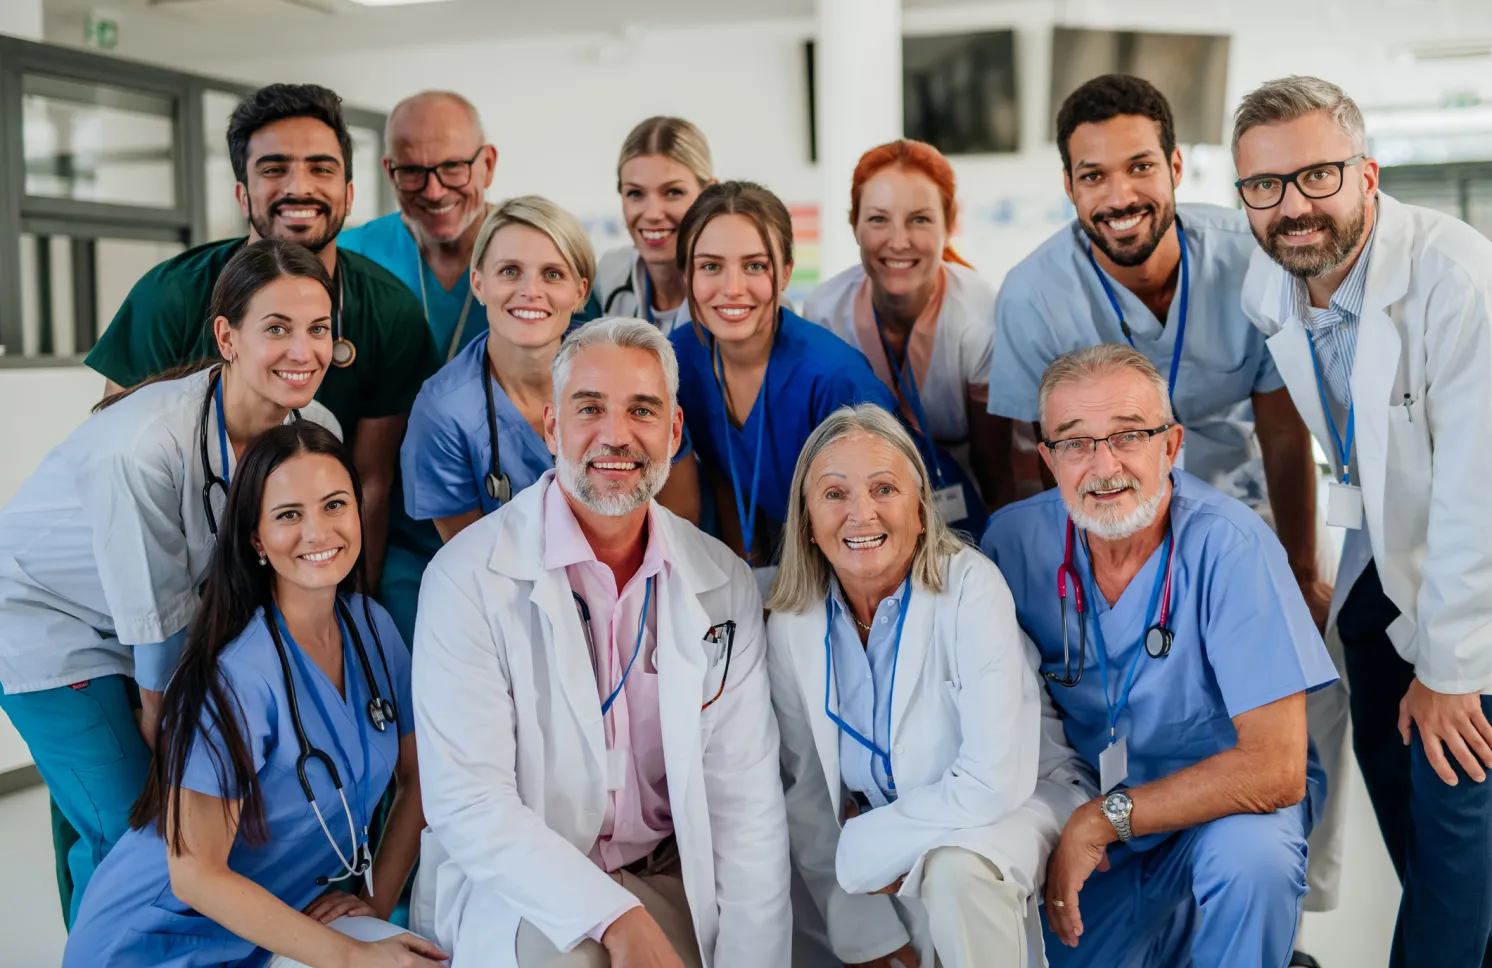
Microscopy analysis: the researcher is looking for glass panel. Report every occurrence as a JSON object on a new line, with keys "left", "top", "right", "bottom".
{"left": 1465, "top": 177, "right": 1492, "bottom": 240}
{"left": 348, "top": 125, "right": 383, "bottom": 227}
{"left": 95, "top": 238, "right": 188, "bottom": 338}
{"left": 23, "top": 74, "right": 176, "bottom": 208}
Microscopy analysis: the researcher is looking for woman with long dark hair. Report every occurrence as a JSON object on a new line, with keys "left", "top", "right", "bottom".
{"left": 0, "top": 239, "right": 341, "bottom": 924}
{"left": 64, "top": 422, "right": 444, "bottom": 968}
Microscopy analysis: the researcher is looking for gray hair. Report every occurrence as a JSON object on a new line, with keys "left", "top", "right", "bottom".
{"left": 551, "top": 316, "right": 679, "bottom": 412}
{"left": 1037, "top": 344, "right": 1175, "bottom": 438}
{"left": 1231, "top": 76, "right": 1366, "bottom": 157}
{"left": 385, "top": 90, "right": 484, "bottom": 148}
{"left": 766, "top": 404, "right": 967, "bottom": 615}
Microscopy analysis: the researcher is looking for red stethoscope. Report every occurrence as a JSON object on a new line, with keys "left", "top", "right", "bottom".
{"left": 1048, "top": 517, "right": 1176, "bottom": 687}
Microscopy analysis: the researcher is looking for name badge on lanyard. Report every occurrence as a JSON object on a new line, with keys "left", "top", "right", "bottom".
{"left": 1306, "top": 330, "right": 1363, "bottom": 530}
{"left": 1100, "top": 737, "right": 1129, "bottom": 796}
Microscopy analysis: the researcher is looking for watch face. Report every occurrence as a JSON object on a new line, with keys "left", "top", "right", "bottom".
{"left": 1103, "top": 792, "right": 1130, "bottom": 818}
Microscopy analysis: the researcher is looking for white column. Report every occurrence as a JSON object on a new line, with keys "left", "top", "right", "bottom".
{"left": 816, "top": 0, "right": 902, "bottom": 279}
{"left": 0, "top": 0, "right": 44, "bottom": 41}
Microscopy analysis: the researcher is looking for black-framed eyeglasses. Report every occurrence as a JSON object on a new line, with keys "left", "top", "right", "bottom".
{"left": 1234, "top": 154, "right": 1365, "bottom": 210}
{"left": 387, "top": 147, "right": 485, "bottom": 193}
{"left": 1041, "top": 424, "right": 1174, "bottom": 463}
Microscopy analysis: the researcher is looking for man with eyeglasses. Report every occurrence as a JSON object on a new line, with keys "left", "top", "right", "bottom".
{"left": 982, "top": 343, "right": 1336, "bottom": 968}
{"left": 1237, "top": 75, "right": 1492, "bottom": 967}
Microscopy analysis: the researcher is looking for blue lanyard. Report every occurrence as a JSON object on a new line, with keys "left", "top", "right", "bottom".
{"left": 822, "top": 575, "right": 913, "bottom": 794}
{"left": 1304, "top": 330, "right": 1356, "bottom": 486}
{"left": 1082, "top": 529, "right": 1173, "bottom": 740}
{"left": 276, "top": 604, "right": 373, "bottom": 836}
{"left": 600, "top": 576, "right": 654, "bottom": 716}
{"left": 871, "top": 308, "right": 946, "bottom": 487}
{"left": 1084, "top": 217, "right": 1190, "bottom": 401}
{"left": 712, "top": 341, "right": 769, "bottom": 562}
{"left": 215, "top": 374, "right": 231, "bottom": 488}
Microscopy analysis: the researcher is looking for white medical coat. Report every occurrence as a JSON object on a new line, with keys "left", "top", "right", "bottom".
{"left": 1243, "top": 192, "right": 1492, "bottom": 694}
{"left": 409, "top": 472, "right": 791, "bottom": 967}
{"left": 767, "top": 547, "right": 1094, "bottom": 966}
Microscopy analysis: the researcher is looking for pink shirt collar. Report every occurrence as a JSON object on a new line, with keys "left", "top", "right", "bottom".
{"left": 541, "top": 476, "right": 672, "bottom": 583}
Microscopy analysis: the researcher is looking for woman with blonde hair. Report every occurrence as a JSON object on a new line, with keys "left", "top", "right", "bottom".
{"left": 401, "top": 194, "right": 699, "bottom": 542}
{"left": 765, "top": 403, "right": 1089, "bottom": 968}
{"left": 593, "top": 116, "right": 715, "bottom": 331}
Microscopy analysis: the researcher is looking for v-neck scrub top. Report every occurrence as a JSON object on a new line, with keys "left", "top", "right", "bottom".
{"left": 64, "top": 595, "right": 414, "bottom": 968}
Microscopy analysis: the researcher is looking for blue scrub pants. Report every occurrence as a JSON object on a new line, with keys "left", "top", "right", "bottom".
{"left": 1043, "top": 802, "right": 1310, "bottom": 968}
{"left": 377, "top": 542, "right": 429, "bottom": 648}
{"left": 1340, "top": 562, "right": 1492, "bottom": 968}
{"left": 0, "top": 675, "right": 151, "bottom": 927}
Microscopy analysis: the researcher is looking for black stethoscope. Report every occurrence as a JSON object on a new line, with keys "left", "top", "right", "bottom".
{"left": 330, "top": 263, "right": 355, "bottom": 368}
{"left": 198, "top": 366, "right": 302, "bottom": 537}
{"left": 1048, "top": 516, "right": 1175, "bottom": 687}
{"left": 265, "top": 596, "right": 398, "bottom": 892}
{"left": 479, "top": 340, "right": 514, "bottom": 504}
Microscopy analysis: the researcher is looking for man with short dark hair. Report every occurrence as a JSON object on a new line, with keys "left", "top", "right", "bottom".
{"left": 86, "top": 83, "right": 438, "bottom": 639}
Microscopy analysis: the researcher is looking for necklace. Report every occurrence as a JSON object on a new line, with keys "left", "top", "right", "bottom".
{"left": 853, "top": 614, "right": 874, "bottom": 633}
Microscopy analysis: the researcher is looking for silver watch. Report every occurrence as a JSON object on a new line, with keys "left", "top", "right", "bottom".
{"left": 1101, "top": 790, "right": 1134, "bottom": 842}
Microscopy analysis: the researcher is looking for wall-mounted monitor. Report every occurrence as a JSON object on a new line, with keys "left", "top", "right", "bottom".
{"left": 805, "top": 29, "right": 1020, "bottom": 160}
{"left": 1049, "top": 26, "right": 1231, "bottom": 145}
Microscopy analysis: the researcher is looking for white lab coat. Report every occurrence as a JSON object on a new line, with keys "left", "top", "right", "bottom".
{"left": 410, "top": 473, "right": 792, "bottom": 967}
{"left": 1243, "top": 192, "right": 1492, "bottom": 694}
{"left": 593, "top": 246, "right": 691, "bottom": 334}
{"left": 767, "top": 547, "right": 1095, "bottom": 967}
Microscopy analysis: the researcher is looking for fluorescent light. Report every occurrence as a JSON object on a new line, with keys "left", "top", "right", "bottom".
{"left": 346, "top": 0, "right": 455, "bottom": 6}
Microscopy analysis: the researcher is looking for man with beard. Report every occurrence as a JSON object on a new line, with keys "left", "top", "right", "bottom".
{"left": 981, "top": 344, "right": 1337, "bottom": 967}
{"left": 339, "top": 90, "right": 498, "bottom": 362}
{"left": 409, "top": 316, "right": 790, "bottom": 968}
{"left": 1236, "top": 76, "right": 1492, "bottom": 967}
{"left": 85, "top": 83, "right": 437, "bottom": 638}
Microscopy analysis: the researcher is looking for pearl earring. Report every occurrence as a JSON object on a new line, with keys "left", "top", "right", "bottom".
{"left": 258, "top": 553, "right": 267, "bottom": 566}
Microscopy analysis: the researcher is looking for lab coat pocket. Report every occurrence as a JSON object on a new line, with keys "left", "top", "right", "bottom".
{"left": 1384, "top": 398, "right": 1431, "bottom": 552}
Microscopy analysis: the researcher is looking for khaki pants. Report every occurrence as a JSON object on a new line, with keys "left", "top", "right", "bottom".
{"left": 921, "top": 847, "right": 1028, "bottom": 968}
{"left": 516, "top": 847, "right": 701, "bottom": 968}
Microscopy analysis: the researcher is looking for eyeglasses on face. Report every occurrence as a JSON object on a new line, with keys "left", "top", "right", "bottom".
{"left": 1234, "top": 154, "right": 1365, "bottom": 210}
{"left": 1041, "top": 424, "right": 1174, "bottom": 462}
{"left": 387, "top": 147, "right": 486, "bottom": 193}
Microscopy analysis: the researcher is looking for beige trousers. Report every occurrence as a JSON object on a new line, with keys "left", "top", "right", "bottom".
{"left": 920, "top": 847, "right": 1028, "bottom": 968}
{"left": 515, "top": 862, "right": 702, "bottom": 968}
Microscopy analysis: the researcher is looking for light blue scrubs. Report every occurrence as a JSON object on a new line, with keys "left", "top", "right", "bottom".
{"left": 827, "top": 579, "right": 906, "bottom": 808}
{"left": 669, "top": 309, "right": 899, "bottom": 561}
{"left": 64, "top": 594, "right": 414, "bottom": 968}
{"left": 981, "top": 471, "right": 1338, "bottom": 967}
{"left": 401, "top": 332, "right": 557, "bottom": 523}
{"left": 989, "top": 204, "right": 1282, "bottom": 504}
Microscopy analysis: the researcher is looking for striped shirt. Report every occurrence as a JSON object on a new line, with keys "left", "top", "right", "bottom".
{"left": 1286, "top": 224, "right": 1377, "bottom": 407}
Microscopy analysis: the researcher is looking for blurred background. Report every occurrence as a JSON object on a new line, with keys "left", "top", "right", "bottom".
{"left": 3, "top": 0, "right": 1490, "bottom": 962}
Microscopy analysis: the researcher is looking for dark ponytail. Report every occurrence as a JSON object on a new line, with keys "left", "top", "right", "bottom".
{"left": 130, "top": 421, "right": 369, "bottom": 851}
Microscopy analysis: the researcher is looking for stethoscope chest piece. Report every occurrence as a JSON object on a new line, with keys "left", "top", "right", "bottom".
{"left": 1145, "top": 624, "right": 1173, "bottom": 659}
{"left": 485, "top": 471, "right": 512, "bottom": 503}
{"left": 367, "top": 697, "right": 394, "bottom": 732}
{"left": 331, "top": 338, "right": 357, "bottom": 368}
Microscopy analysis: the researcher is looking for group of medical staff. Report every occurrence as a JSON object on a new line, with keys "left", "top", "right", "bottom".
{"left": 0, "top": 62, "right": 1486, "bottom": 968}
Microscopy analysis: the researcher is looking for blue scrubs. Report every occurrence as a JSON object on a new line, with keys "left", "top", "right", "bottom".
{"left": 401, "top": 333, "right": 557, "bottom": 523}
{"left": 670, "top": 310, "right": 898, "bottom": 559}
{"left": 64, "top": 595, "right": 414, "bottom": 968}
{"left": 981, "top": 471, "right": 1338, "bottom": 967}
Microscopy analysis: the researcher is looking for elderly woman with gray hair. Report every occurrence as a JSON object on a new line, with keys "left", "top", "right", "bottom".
{"left": 764, "top": 403, "right": 1091, "bottom": 968}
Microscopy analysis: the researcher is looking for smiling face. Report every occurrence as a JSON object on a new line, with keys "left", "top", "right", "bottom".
{"left": 1235, "top": 110, "right": 1378, "bottom": 279}
{"left": 1064, "top": 115, "right": 1181, "bottom": 268}
{"left": 1041, "top": 367, "right": 1180, "bottom": 539}
{"left": 386, "top": 96, "right": 495, "bottom": 246}
{"left": 689, "top": 213, "right": 790, "bottom": 348}
{"left": 252, "top": 451, "right": 361, "bottom": 595}
{"left": 621, "top": 154, "right": 705, "bottom": 274}
{"left": 854, "top": 167, "right": 948, "bottom": 302}
{"left": 236, "top": 117, "right": 351, "bottom": 254}
{"left": 215, "top": 274, "right": 334, "bottom": 410}
{"left": 545, "top": 342, "right": 682, "bottom": 517}
{"left": 471, "top": 222, "right": 589, "bottom": 351}
{"left": 806, "top": 430, "right": 925, "bottom": 592}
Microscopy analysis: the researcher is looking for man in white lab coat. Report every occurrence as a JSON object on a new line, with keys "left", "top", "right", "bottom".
{"left": 410, "top": 316, "right": 791, "bottom": 968}
{"left": 1236, "top": 76, "right": 1492, "bottom": 967}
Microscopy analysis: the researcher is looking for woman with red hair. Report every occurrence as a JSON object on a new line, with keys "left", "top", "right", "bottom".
{"left": 803, "top": 140, "right": 1006, "bottom": 522}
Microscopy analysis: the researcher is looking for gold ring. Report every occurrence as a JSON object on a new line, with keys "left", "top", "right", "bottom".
{"left": 1052, "top": 899, "right": 1066, "bottom": 908}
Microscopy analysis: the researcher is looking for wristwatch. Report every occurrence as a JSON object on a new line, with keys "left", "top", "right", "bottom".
{"left": 1101, "top": 790, "right": 1134, "bottom": 842}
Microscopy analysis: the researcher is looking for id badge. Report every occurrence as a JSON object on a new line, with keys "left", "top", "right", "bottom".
{"left": 1326, "top": 481, "right": 1364, "bottom": 530}
{"left": 932, "top": 485, "right": 968, "bottom": 525}
{"left": 606, "top": 747, "right": 627, "bottom": 792}
{"left": 1099, "top": 737, "right": 1128, "bottom": 794}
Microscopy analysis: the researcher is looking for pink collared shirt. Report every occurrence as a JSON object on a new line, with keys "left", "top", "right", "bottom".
{"left": 541, "top": 477, "right": 674, "bottom": 875}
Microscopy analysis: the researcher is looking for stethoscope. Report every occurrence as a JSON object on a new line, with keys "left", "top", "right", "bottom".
{"left": 1048, "top": 516, "right": 1176, "bottom": 688}
{"left": 1084, "top": 215, "right": 1190, "bottom": 403}
{"left": 265, "top": 596, "right": 398, "bottom": 894}
{"left": 416, "top": 251, "right": 477, "bottom": 364}
{"left": 823, "top": 574, "right": 913, "bottom": 797}
{"left": 479, "top": 340, "right": 514, "bottom": 504}
{"left": 198, "top": 366, "right": 302, "bottom": 537}
{"left": 572, "top": 577, "right": 654, "bottom": 715}
{"left": 330, "top": 264, "right": 355, "bottom": 368}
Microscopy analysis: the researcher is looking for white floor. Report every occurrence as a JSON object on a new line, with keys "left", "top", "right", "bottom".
{"left": 0, "top": 765, "right": 1399, "bottom": 967}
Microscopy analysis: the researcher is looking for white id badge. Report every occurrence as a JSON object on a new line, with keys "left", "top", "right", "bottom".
{"left": 1326, "top": 481, "right": 1364, "bottom": 530}
{"left": 932, "top": 485, "right": 968, "bottom": 524}
{"left": 606, "top": 747, "right": 627, "bottom": 792}
{"left": 1099, "top": 737, "right": 1128, "bottom": 794}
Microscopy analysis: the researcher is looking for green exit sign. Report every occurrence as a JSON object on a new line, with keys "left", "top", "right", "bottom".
{"left": 83, "top": 15, "right": 118, "bottom": 51}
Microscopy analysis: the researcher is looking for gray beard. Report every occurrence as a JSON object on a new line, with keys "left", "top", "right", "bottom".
{"left": 554, "top": 437, "right": 670, "bottom": 517}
